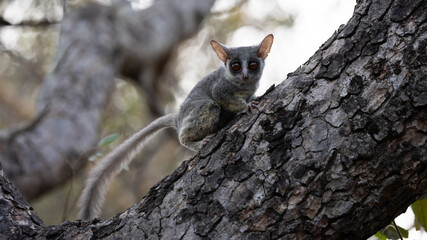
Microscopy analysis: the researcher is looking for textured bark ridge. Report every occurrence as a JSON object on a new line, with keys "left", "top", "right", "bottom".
{"left": 0, "top": 0, "right": 426, "bottom": 239}
{"left": 0, "top": 0, "right": 214, "bottom": 201}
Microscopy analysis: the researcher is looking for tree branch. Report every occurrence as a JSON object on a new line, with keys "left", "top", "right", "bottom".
{"left": 0, "top": 0, "right": 426, "bottom": 239}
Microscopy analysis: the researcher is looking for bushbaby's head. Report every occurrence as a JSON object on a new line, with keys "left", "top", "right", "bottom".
{"left": 210, "top": 34, "right": 274, "bottom": 85}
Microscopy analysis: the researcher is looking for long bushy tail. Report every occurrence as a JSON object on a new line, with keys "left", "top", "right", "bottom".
{"left": 78, "top": 114, "right": 177, "bottom": 219}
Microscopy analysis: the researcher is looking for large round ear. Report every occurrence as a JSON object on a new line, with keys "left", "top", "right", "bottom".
{"left": 257, "top": 34, "right": 274, "bottom": 60}
{"left": 210, "top": 40, "right": 230, "bottom": 63}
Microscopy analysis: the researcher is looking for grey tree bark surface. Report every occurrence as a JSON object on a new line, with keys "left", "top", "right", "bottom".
{"left": 0, "top": 0, "right": 426, "bottom": 239}
{"left": 0, "top": 0, "right": 215, "bottom": 201}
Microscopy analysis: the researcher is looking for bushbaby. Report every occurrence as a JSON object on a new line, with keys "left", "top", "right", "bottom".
{"left": 78, "top": 34, "right": 274, "bottom": 219}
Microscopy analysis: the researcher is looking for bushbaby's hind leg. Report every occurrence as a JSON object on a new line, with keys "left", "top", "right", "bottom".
{"left": 178, "top": 100, "right": 221, "bottom": 151}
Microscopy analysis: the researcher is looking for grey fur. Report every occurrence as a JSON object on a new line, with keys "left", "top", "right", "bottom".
{"left": 78, "top": 34, "right": 274, "bottom": 219}
{"left": 78, "top": 114, "right": 177, "bottom": 219}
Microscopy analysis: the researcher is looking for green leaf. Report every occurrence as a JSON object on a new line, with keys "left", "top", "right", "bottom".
{"left": 412, "top": 198, "right": 427, "bottom": 231}
{"left": 396, "top": 225, "right": 409, "bottom": 238}
{"left": 88, "top": 152, "right": 103, "bottom": 162}
{"left": 414, "top": 218, "right": 421, "bottom": 231}
{"left": 375, "top": 231, "right": 387, "bottom": 240}
{"left": 122, "top": 163, "right": 129, "bottom": 171}
{"left": 98, "top": 133, "right": 119, "bottom": 147}
{"left": 376, "top": 224, "right": 408, "bottom": 239}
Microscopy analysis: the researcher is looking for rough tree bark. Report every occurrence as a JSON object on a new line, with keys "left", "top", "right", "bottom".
{"left": 0, "top": 0, "right": 215, "bottom": 201}
{"left": 1, "top": 0, "right": 426, "bottom": 239}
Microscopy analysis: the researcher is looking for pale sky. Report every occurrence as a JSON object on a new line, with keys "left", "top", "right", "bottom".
{"left": 229, "top": 0, "right": 356, "bottom": 93}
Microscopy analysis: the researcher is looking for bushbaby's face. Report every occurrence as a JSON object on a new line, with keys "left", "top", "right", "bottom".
{"left": 224, "top": 46, "right": 265, "bottom": 85}
{"left": 210, "top": 34, "right": 273, "bottom": 86}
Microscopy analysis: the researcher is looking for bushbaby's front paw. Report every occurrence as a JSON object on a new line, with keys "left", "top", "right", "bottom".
{"left": 246, "top": 100, "right": 259, "bottom": 113}
{"left": 199, "top": 133, "right": 217, "bottom": 149}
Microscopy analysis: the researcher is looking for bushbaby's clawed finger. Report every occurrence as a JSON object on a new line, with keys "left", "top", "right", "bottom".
{"left": 247, "top": 101, "right": 259, "bottom": 113}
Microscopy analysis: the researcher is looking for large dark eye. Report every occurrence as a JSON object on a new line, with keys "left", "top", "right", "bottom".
{"left": 231, "top": 62, "right": 241, "bottom": 72}
{"left": 249, "top": 61, "right": 258, "bottom": 70}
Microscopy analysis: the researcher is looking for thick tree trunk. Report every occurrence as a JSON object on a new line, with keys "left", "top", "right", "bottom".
{"left": 1, "top": 0, "right": 426, "bottom": 239}
{"left": 0, "top": 0, "right": 214, "bottom": 201}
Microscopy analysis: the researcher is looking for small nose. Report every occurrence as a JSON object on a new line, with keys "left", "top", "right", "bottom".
{"left": 242, "top": 73, "right": 249, "bottom": 80}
